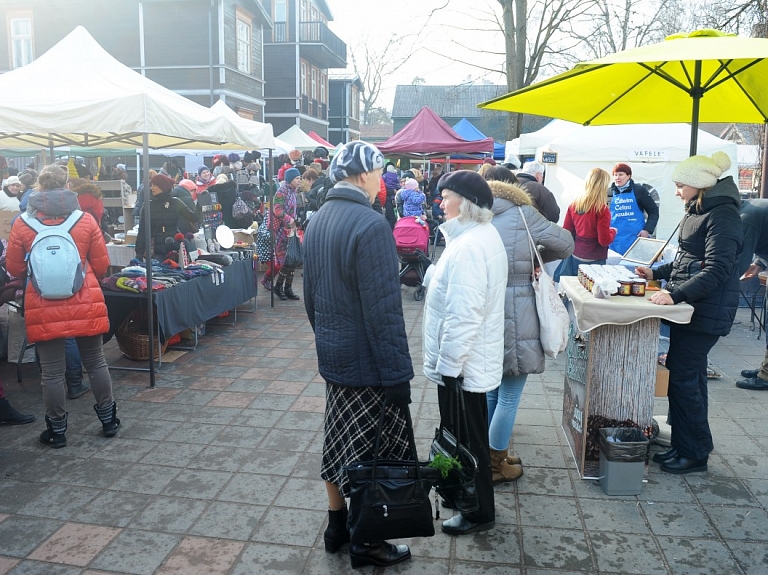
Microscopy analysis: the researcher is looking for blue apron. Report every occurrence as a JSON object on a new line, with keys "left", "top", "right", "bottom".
{"left": 610, "top": 187, "right": 645, "bottom": 255}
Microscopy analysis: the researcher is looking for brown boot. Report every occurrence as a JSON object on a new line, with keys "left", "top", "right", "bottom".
{"left": 506, "top": 454, "right": 522, "bottom": 465}
{"left": 490, "top": 448, "right": 523, "bottom": 484}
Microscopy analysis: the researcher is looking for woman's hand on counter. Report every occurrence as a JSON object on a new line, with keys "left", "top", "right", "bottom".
{"left": 648, "top": 290, "right": 674, "bottom": 305}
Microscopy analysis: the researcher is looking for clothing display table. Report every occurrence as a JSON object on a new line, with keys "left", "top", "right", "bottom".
{"left": 559, "top": 276, "right": 693, "bottom": 478}
{"left": 102, "top": 258, "right": 256, "bottom": 368}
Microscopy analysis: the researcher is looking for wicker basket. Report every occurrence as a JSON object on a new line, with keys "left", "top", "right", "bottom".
{"left": 115, "top": 308, "right": 168, "bottom": 361}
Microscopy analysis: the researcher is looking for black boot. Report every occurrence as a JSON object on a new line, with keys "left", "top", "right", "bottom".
{"left": 324, "top": 507, "right": 350, "bottom": 553}
{"left": 0, "top": 397, "right": 35, "bottom": 426}
{"left": 94, "top": 401, "right": 121, "bottom": 437}
{"left": 274, "top": 271, "right": 288, "bottom": 301}
{"left": 652, "top": 447, "right": 678, "bottom": 464}
{"left": 283, "top": 270, "right": 300, "bottom": 300}
{"left": 348, "top": 541, "right": 411, "bottom": 568}
{"left": 40, "top": 414, "right": 67, "bottom": 448}
{"left": 65, "top": 370, "right": 90, "bottom": 399}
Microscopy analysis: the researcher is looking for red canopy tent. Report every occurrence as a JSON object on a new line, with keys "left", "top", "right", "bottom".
{"left": 377, "top": 106, "right": 494, "bottom": 157}
{"left": 308, "top": 130, "right": 334, "bottom": 148}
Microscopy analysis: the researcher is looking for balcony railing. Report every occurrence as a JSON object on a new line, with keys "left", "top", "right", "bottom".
{"left": 269, "top": 21, "right": 346, "bottom": 66}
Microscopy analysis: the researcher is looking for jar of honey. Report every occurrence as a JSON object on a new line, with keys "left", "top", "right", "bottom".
{"left": 631, "top": 277, "right": 646, "bottom": 297}
{"left": 617, "top": 279, "right": 632, "bottom": 296}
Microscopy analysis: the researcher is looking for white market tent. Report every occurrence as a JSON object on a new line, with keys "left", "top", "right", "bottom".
{"left": 276, "top": 125, "right": 323, "bottom": 151}
{"left": 535, "top": 123, "right": 738, "bottom": 240}
{"left": 0, "top": 26, "right": 274, "bottom": 386}
{"left": 0, "top": 27, "right": 258, "bottom": 151}
{"left": 505, "top": 119, "right": 581, "bottom": 160}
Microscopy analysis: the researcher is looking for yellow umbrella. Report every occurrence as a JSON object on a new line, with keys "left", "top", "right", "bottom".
{"left": 480, "top": 29, "right": 768, "bottom": 155}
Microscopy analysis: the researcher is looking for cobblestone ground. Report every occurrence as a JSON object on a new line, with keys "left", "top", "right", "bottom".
{"left": 1, "top": 274, "right": 767, "bottom": 574}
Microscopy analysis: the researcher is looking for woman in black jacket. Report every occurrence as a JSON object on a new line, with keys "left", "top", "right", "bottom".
{"left": 135, "top": 174, "right": 198, "bottom": 260}
{"left": 636, "top": 151, "right": 742, "bottom": 475}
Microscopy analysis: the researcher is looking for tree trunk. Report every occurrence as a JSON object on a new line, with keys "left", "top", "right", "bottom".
{"left": 500, "top": 0, "right": 524, "bottom": 139}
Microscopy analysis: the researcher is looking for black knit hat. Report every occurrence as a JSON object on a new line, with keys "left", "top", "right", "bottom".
{"left": 437, "top": 170, "right": 494, "bottom": 209}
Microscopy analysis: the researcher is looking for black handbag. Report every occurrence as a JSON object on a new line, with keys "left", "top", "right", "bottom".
{"left": 344, "top": 402, "right": 439, "bottom": 544}
{"left": 429, "top": 383, "right": 480, "bottom": 514}
{"left": 284, "top": 232, "right": 303, "bottom": 268}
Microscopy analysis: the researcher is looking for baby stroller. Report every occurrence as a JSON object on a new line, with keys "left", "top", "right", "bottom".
{"left": 393, "top": 216, "right": 433, "bottom": 301}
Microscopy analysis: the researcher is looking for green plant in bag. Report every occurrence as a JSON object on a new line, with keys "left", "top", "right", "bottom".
{"left": 428, "top": 453, "right": 462, "bottom": 479}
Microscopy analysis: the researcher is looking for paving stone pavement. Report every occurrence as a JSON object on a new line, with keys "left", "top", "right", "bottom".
{"left": 1, "top": 275, "right": 768, "bottom": 575}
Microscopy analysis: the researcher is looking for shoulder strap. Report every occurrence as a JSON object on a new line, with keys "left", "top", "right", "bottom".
{"left": 518, "top": 205, "right": 545, "bottom": 271}
{"left": 21, "top": 209, "right": 84, "bottom": 234}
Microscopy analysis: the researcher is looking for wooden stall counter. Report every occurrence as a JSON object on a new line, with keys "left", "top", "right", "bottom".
{"left": 558, "top": 276, "right": 693, "bottom": 478}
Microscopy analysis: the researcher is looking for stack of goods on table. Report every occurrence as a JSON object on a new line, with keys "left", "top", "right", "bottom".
{"left": 101, "top": 258, "right": 231, "bottom": 293}
{"left": 577, "top": 264, "right": 648, "bottom": 298}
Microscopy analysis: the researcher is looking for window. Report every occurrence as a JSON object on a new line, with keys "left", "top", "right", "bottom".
{"left": 311, "top": 68, "right": 317, "bottom": 100}
{"left": 274, "top": 0, "right": 287, "bottom": 23}
{"left": 300, "top": 62, "right": 307, "bottom": 95}
{"left": 9, "top": 16, "right": 33, "bottom": 69}
{"left": 236, "top": 14, "right": 251, "bottom": 74}
{"left": 320, "top": 73, "right": 326, "bottom": 104}
{"left": 300, "top": 0, "right": 309, "bottom": 23}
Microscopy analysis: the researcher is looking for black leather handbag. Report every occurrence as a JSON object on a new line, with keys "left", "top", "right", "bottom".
{"left": 344, "top": 402, "right": 439, "bottom": 544}
{"left": 429, "top": 384, "right": 480, "bottom": 514}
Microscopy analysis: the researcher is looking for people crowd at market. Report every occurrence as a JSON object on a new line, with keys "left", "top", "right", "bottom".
{"left": 0, "top": 136, "right": 760, "bottom": 569}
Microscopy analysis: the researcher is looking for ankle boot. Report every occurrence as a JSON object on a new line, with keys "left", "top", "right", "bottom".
{"left": 283, "top": 270, "right": 300, "bottom": 300}
{"left": 0, "top": 398, "right": 35, "bottom": 426}
{"left": 260, "top": 274, "right": 272, "bottom": 291}
{"left": 274, "top": 271, "right": 288, "bottom": 301}
{"left": 490, "top": 448, "right": 523, "bottom": 484}
{"left": 65, "top": 371, "right": 90, "bottom": 399}
{"left": 40, "top": 414, "right": 67, "bottom": 448}
{"left": 323, "top": 506, "right": 350, "bottom": 553}
{"left": 94, "top": 401, "right": 121, "bottom": 437}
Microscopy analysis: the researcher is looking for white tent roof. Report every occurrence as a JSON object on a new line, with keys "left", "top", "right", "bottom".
{"left": 209, "top": 100, "right": 275, "bottom": 150}
{"left": 537, "top": 123, "right": 735, "bottom": 163}
{"left": 276, "top": 125, "right": 322, "bottom": 151}
{"left": 519, "top": 119, "right": 581, "bottom": 156}
{"left": 0, "top": 27, "right": 256, "bottom": 150}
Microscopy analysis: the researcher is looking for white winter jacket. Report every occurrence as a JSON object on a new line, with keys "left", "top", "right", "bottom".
{"left": 422, "top": 216, "right": 508, "bottom": 393}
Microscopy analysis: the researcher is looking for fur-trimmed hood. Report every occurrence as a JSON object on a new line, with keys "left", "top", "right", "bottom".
{"left": 488, "top": 180, "right": 532, "bottom": 213}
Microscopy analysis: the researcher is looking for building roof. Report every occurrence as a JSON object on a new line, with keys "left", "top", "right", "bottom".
{"left": 361, "top": 124, "right": 394, "bottom": 141}
{"left": 329, "top": 74, "right": 363, "bottom": 89}
{"left": 391, "top": 85, "right": 508, "bottom": 119}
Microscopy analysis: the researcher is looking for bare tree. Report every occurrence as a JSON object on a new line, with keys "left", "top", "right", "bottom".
{"left": 428, "top": 0, "right": 597, "bottom": 138}
{"left": 563, "top": 0, "right": 683, "bottom": 61}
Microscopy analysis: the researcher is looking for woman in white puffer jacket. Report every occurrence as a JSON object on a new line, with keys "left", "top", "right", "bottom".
{"left": 422, "top": 170, "right": 507, "bottom": 538}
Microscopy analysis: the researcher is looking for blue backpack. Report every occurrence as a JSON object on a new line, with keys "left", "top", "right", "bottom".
{"left": 21, "top": 210, "right": 86, "bottom": 300}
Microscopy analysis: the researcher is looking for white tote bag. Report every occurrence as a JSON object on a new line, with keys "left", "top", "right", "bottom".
{"left": 518, "top": 207, "right": 569, "bottom": 358}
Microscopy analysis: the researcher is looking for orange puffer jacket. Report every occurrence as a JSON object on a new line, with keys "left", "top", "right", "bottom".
{"left": 6, "top": 203, "right": 110, "bottom": 343}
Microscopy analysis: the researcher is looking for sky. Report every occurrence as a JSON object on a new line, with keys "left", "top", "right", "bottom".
{"left": 326, "top": 0, "right": 507, "bottom": 111}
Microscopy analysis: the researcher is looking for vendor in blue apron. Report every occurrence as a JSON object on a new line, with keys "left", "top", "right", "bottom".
{"left": 608, "top": 163, "right": 660, "bottom": 255}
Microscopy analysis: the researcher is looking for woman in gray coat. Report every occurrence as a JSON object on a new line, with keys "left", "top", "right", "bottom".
{"left": 484, "top": 167, "right": 574, "bottom": 482}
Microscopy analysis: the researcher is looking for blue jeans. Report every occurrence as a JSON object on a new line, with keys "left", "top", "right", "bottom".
{"left": 64, "top": 338, "right": 82, "bottom": 375}
{"left": 487, "top": 374, "right": 528, "bottom": 451}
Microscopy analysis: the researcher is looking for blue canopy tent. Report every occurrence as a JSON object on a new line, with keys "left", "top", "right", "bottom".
{"left": 451, "top": 118, "right": 506, "bottom": 161}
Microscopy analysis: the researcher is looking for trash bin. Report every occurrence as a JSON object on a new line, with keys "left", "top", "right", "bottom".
{"left": 598, "top": 427, "right": 649, "bottom": 496}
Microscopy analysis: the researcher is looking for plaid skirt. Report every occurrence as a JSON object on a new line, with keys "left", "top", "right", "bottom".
{"left": 321, "top": 383, "right": 412, "bottom": 498}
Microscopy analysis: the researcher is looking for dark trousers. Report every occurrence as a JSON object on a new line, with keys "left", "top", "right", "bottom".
{"left": 666, "top": 324, "right": 720, "bottom": 460}
{"left": 437, "top": 385, "right": 494, "bottom": 524}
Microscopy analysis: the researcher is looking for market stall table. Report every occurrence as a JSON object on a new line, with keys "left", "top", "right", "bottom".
{"left": 559, "top": 276, "right": 694, "bottom": 478}
{"left": 102, "top": 257, "right": 256, "bottom": 369}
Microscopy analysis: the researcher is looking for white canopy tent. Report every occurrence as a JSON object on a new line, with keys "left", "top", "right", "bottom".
{"left": 276, "top": 125, "right": 323, "bottom": 151}
{"left": 535, "top": 123, "right": 738, "bottom": 240}
{"left": 0, "top": 27, "right": 274, "bottom": 386}
{"left": 0, "top": 27, "right": 257, "bottom": 151}
{"left": 505, "top": 119, "right": 581, "bottom": 160}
